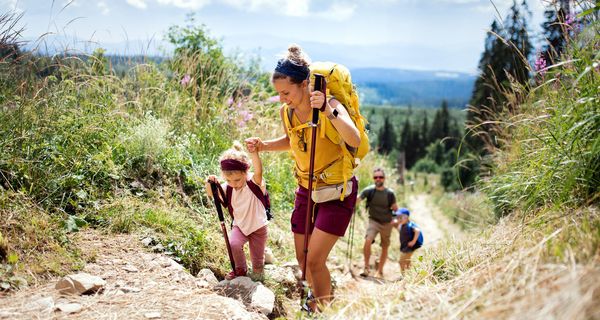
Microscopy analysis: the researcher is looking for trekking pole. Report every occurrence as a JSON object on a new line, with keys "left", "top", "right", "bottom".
{"left": 209, "top": 181, "right": 236, "bottom": 275}
{"left": 300, "top": 73, "right": 326, "bottom": 307}
{"left": 347, "top": 207, "right": 356, "bottom": 277}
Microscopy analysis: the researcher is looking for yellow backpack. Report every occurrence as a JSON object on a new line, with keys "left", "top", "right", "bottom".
{"left": 283, "top": 61, "right": 370, "bottom": 199}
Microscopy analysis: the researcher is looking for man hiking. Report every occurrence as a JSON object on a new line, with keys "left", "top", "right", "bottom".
{"left": 357, "top": 168, "right": 398, "bottom": 278}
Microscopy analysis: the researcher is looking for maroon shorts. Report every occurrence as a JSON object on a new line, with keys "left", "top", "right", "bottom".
{"left": 291, "top": 176, "right": 358, "bottom": 237}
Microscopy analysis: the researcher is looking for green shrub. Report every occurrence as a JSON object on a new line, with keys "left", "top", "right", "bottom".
{"left": 413, "top": 158, "right": 439, "bottom": 174}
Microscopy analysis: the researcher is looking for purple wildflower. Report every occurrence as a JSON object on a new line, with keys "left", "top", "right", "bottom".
{"left": 565, "top": 13, "right": 575, "bottom": 27}
{"left": 266, "top": 95, "right": 280, "bottom": 103}
{"left": 240, "top": 110, "right": 253, "bottom": 122}
{"left": 236, "top": 109, "right": 254, "bottom": 127}
{"left": 534, "top": 54, "right": 547, "bottom": 76}
{"left": 180, "top": 74, "right": 191, "bottom": 86}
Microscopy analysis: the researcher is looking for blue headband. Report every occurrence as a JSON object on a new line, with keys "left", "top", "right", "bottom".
{"left": 275, "top": 59, "right": 310, "bottom": 82}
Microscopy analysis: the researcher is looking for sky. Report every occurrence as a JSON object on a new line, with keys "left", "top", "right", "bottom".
{"left": 1, "top": 0, "right": 551, "bottom": 72}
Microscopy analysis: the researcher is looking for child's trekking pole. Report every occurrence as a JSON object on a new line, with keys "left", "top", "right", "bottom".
{"left": 300, "top": 74, "right": 326, "bottom": 309}
{"left": 209, "top": 181, "right": 236, "bottom": 275}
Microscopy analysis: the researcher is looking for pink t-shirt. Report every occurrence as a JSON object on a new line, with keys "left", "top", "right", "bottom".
{"left": 224, "top": 174, "right": 268, "bottom": 236}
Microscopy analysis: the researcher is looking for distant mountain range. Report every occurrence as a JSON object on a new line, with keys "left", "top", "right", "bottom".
{"left": 23, "top": 35, "right": 477, "bottom": 108}
{"left": 351, "top": 68, "right": 476, "bottom": 108}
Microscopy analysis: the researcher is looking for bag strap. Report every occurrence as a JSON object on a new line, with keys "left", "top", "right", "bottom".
{"left": 365, "top": 187, "right": 376, "bottom": 209}
{"left": 246, "top": 179, "right": 272, "bottom": 220}
{"left": 225, "top": 185, "right": 235, "bottom": 222}
{"left": 284, "top": 104, "right": 312, "bottom": 134}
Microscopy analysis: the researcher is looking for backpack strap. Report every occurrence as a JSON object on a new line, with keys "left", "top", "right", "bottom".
{"left": 246, "top": 179, "right": 272, "bottom": 220}
{"left": 225, "top": 185, "right": 235, "bottom": 222}
{"left": 284, "top": 104, "right": 313, "bottom": 135}
{"left": 365, "top": 187, "right": 376, "bottom": 209}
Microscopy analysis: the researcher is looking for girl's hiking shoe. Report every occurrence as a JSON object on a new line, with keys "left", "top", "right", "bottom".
{"left": 225, "top": 269, "right": 247, "bottom": 280}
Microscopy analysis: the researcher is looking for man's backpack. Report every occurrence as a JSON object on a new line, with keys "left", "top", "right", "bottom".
{"left": 282, "top": 62, "right": 370, "bottom": 200}
{"left": 225, "top": 180, "right": 272, "bottom": 221}
{"left": 365, "top": 187, "right": 394, "bottom": 212}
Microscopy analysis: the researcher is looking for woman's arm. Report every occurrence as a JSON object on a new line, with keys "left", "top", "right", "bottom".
{"left": 245, "top": 106, "right": 291, "bottom": 153}
{"left": 311, "top": 91, "right": 360, "bottom": 148}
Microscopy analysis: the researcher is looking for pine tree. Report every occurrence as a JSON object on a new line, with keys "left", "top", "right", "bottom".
{"left": 430, "top": 100, "right": 451, "bottom": 143}
{"left": 420, "top": 110, "right": 430, "bottom": 148}
{"left": 399, "top": 118, "right": 410, "bottom": 152}
{"left": 467, "top": 0, "right": 533, "bottom": 153}
{"left": 377, "top": 116, "right": 396, "bottom": 154}
{"left": 541, "top": 0, "right": 571, "bottom": 64}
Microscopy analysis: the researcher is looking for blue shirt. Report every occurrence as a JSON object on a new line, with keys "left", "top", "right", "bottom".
{"left": 399, "top": 221, "right": 424, "bottom": 252}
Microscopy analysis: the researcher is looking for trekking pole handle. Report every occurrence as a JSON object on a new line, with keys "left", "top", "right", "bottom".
{"left": 209, "top": 181, "right": 225, "bottom": 222}
{"left": 313, "top": 74, "right": 327, "bottom": 125}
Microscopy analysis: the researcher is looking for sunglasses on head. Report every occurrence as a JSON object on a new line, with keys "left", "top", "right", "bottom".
{"left": 373, "top": 176, "right": 385, "bottom": 179}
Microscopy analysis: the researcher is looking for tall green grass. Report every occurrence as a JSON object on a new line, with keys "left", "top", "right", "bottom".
{"left": 484, "top": 20, "right": 599, "bottom": 217}
{"left": 0, "top": 17, "right": 296, "bottom": 286}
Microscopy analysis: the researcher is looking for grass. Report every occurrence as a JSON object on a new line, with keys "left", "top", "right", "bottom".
{"left": 0, "top": 191, "right": 84, "bottom": 289}
{"left": 325, "top": 205, "right": 600, "bottom": 319}
{"left": 483, "top": 20, "right": 599, "bottom": 217}
{"left": 0, "top": 16, "right": 298, "bottom": 290}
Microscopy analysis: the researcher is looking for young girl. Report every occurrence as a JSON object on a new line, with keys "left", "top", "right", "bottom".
{"left": 206, "top": 142, "right": 268, "bottom": 280}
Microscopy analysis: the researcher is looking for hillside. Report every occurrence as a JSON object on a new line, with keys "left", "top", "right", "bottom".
{"left": 1, "top": 11, "right": 599, "bottom": 320}
{"left": 352, "top": 67, "right": 475, "bottom": 107}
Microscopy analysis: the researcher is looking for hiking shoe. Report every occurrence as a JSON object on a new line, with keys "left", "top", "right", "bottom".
{"left": 248, "top": 272, "right": 264, "bottom": 282}
{"left": 225, "top": 269, "right": 247, "bottom": 280}
{"left": 307, "top": 289, "right": 315, "bottom": 302}
{"left": 359, "top": 269, "right": 370, "bottom": 277}
{"left": 301, "top": 301, "right": 314, "bottom": 315}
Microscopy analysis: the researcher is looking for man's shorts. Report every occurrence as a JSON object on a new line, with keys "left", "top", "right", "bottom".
{"left": 291, "top": 177, "right": 358, "bottom": 237}
{"left": 365, "top": 219, "right": 393, "bottom": 247}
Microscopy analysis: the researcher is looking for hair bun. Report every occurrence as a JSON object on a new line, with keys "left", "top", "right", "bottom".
{"left": 286, "top": 44, "right": 310, "bottom": 66}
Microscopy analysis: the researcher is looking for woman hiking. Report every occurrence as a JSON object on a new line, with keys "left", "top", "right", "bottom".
{"left": 245, "top": 44, "right": 360, "bottom": 312}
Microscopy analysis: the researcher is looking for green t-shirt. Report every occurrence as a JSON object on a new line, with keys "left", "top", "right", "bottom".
{"left": 360, "top": 186, "right": 396, "bottom": 224}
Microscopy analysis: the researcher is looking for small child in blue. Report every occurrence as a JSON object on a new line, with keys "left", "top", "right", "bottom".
{"left": 392, "top": 208, "right": 423, "bottom": 273}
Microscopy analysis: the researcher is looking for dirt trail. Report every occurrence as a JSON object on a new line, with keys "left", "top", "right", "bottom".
{"left": 407, "top": 194, "right": 463, "bottom": 245}
{"left": 334, "top": 193, "right": 463, "bottom": 286}
{"left": 0, "top": 230, "right": 266, "bottom": 320}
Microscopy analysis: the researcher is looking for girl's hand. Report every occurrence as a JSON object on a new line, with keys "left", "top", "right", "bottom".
{"left": 408, "top": 240, "right": 416, "bottom": 248}
{"left": 205, "top": 175, "right": 219, "bottom": 198}
{"left": 245, "top": 137, "right": 263, "bottom": 153}
{"left": 310, "top": 90, "right": 326, "bottom": 110}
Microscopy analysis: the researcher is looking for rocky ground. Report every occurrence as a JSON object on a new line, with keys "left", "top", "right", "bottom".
{"left": 0, "top": 230, "right": 282, "bottom": 319}
{"left": 0, "top": 194, "right": 458, "bottom": 319}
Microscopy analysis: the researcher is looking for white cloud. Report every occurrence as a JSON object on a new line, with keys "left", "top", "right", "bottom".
{"left": 220, "top": 0, "right": 355, "bottom": 19}
{"left": 318, "top": 2, "right": 357, "bottom": 21}
{"left": 63, "top": 0, "right": 81, "bottom": 8}
{"left": 127, "top": 0, "right": 148, "bottom": 9}
{"left": 1, "top": 0, "right": 21, "bottom": 11}
{"left": 98, "top": 1, "right": 110, "bottom": 15}
{"left": 435, "top": 72, "right": 460, "bottom": 78}
{"left": 156, "top": 0, "right": 212, "bottom": 10}
{"left": 282, "top": 0, "right": 310, "bottom": 16}
{"left": 222, "top": 0, "right": 309, "bottom": 16}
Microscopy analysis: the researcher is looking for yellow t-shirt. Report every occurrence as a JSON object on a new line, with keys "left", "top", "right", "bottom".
{"left": 286, "top": 108, "right": 346, "bottom": 189}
